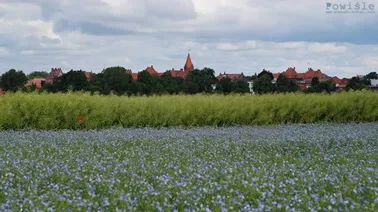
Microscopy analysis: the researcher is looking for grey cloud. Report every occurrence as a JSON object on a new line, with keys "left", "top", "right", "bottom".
{"left": 54, "top": 19, "right": 135, "bottom": 36}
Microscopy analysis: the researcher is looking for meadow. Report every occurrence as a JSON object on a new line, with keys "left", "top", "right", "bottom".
{"left": 0, "top": 124, "right": 377, "bottom": 211}
{"left": 0, "top": 91, "right": 378, "bottom": 130}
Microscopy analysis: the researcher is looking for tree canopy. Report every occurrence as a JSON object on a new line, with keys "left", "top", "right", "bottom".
{"left": 0, "top": 69, "right": 28, "bottom": 92}
{"left": 56, "top": 70, "right": 89, "bottom": 92}
{"left": 27, "top": 71, "right": 48, "bottom": 79}
{"left": 253, "top": 74, "right": 274, "bottom": 94}
{"left": 102, "top": 66, "right": 133, "bottom": 95}
{"left": 257, "top": 69, "right": 274, "bottom": 80}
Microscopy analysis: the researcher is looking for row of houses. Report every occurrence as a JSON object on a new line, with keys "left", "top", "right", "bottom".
{"left": 216, "top": 67, "right": 351, "bottom": 91}
{"left": 9, "top": 53, "right": 370, "bottom": 94}
{"left": 25, "top": 68, "right": 92, "bottom": 89}
{"left": 272, "top": 67, "right": 350, "bottom": 91}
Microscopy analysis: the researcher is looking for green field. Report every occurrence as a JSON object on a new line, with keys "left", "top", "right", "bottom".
{"left": 0, "top": 91, "right": 377, "bottom": 130}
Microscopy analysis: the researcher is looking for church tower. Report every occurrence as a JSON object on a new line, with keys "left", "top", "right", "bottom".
{"left": 184, "top": 53, "right": 194, "bottom": 72}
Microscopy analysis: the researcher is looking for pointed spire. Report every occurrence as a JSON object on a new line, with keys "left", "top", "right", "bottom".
{"left": 184, "top": 53, "right": 194, "bottom": 72}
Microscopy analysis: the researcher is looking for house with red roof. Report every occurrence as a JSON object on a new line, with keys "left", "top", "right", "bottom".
{"left": 273, "top": 67, "right": 333, "bottom": 90}
{"left": 331, "top": 76, "right": 349, "bottom": 89}
{"left": 129, "top": 53, "right": 195, "bottom": 80}
{"left": 217, "top": 72, "right": 245, "bottom": 81}
{"left": 25, "top": 78, "right": 46, "bottom": 89}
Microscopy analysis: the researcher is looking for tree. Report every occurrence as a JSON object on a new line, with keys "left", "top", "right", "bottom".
{"left": 253, "top": 74, "right": 274, "bottom": 94}
{"left": 316, "top": 81, "right": 336, "bottom": 93}
{"left": 0, "top": 69, "right": 28, "bottom": 92}
{"left": 232, "top": 79, "right": 249, "bottom": 93}
{"left": 185, "top": 68, "right": 216, "bottom": 94}
{"left": 56, "top": 70, "right": 89, "bottom": 92}
{"left": 276, "top": 74, "right": 299, "bottom": 93}
{"left": 346, "top": 77, "right": 368, "bottom": 91}
{"left": 217, "top": 77, "right": 233, "bottom": 93}
{"left": 276, "top": 74, "right": 289, "bottom": 92}
{"left": 365, "top": 72, "right": 378, "bottom": 80}
{"left": 102, "top": 66, "right": 132, "bottom": 95}
{"left": 159, "top": 71, "right": 183, "bottom": 94}
{"left": 88, "top": 73, "right": 104, "bottom": 94}
{"left": 137, "top": 70, "right": 161, "bottom": 95}
{"left": 311, "top": 77, "right": 320, "bottom": 87}
{"left": 257, "top": 69, "right": 274, "bottom": 80}
{"left": 27, "top": 71, "right": 48, "bottom": 79}
{"left": 306, "top": 80, "right": 336, "bottom": 93}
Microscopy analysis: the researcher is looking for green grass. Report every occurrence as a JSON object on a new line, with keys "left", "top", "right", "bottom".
{"left": 0, "top": 91, "right": 378, "bottom": 130}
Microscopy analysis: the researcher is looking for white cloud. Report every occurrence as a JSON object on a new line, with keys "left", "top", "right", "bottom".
{"left": 216, "top": 41, "right": 258, "bottom": 51}
{"left": 363, "top": 57, "right": 378, "bottom": 68}
{"left": 21, "top": 50, "right": 36, "bottom": 55}
{"left": 0, "top": 47, "right": 9, "bottom": 56}
{"left": 0, "top": 0, "right": 377, "bottom": 78}
{"left": 307, "top": 43, "right": 347, "bottom": 53}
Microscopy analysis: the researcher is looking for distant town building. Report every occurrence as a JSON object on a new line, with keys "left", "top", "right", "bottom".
{"left": 273, "top": 67, "right": 349, "bottom": 90}
{"left": 129, "top": 53, "right": 195, "bottom": 80}
{"left": 25, "top": 78, "right": 45, "bottom": 89}
{"left": 217, "top": 72, "right": 245, "bottom": 81}
{"left": 45, "top": 68, "right": 63, "bottom": 84}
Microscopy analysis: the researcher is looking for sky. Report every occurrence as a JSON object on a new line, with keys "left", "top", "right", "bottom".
{"left": 0, "top": 0, "right": 377, "bottom": 78}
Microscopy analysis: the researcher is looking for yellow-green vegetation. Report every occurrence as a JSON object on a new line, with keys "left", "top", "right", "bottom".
{"left": 0, "top": 91, "right": 377, "bottom": 130}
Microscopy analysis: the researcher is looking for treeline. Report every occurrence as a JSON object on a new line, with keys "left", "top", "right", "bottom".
{"left": 0, "top": 67, "right": 377, "bottom": 95}
{"left": 0, "top": 67, "right": 250, "bottom": 95}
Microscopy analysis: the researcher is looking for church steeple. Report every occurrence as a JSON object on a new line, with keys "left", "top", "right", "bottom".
{"left": 184, "top": 53, "right": 194, "bottom": 72}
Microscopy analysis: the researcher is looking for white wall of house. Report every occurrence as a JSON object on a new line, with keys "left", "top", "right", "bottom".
{"left": 371, "top": 79, "right": 378, "bottom": 87}
{"left": 247, "top": 81, "right": 254, "bottom": 94}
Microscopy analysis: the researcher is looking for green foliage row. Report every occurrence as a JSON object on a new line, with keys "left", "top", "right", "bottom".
{"left": 0, "top": 91, "right": 377, "bottom": 130}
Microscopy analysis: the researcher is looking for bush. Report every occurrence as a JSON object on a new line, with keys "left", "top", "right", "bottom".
{"left": 0, "top": 91, "right": 377, "bottom": 130}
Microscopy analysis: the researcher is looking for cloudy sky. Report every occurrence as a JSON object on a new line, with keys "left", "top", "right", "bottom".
{"left": 0, "top": 0, "right": 377, "bottom": 78}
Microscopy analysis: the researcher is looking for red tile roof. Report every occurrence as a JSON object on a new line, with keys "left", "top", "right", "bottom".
{"left": 278, "top": 67, "right": 326, "bottom": 80}
{"left": 84, "top": 72, "right": 91, "bottom": 81}
{"left": 304, "top": 68, "right": 326, "bottom": 79}
{"left": 170, "top": 68, "right": 187, "bottom": 78}
{"left": 217, "top": 73, "right": 245, "bottom": 81}
{"left": 184, "top": 53, "right": 194, "bottom": 72}
{"left": 145, "top": 66, "right": 159, "bottom": 76}
{"left": 284, "top": 67, "right": 297, "bottom": 78}
{"left": 131, "top": 73, "right": 138, "bottom": 81}
{"left": 25, "top": 78, "right": 45, "bottom": 89}
{"left": 332, "top": 77, "right": 349, "bottom": 87}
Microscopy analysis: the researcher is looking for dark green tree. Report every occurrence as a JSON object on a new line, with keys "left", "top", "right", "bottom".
{"left": 159, "top": 71, "right": 183, "bottom": 94}
{"left": 217, "top": 77, "right": 233, "bottom": 93}
{"left": 27, "top": 71, "right": 48, "bottom": 79}
{"left": 257, "top": 69, "right": 274, "bottom": 80}
{"left": 102, "top": 66, "right": 132, "bottom": 95}
{"left": 276, "top": 74, "right": 299, "bottom": 93}
{"left": 88, "top": 73, "right": 104, "bottom": 94}
{"left": 276, "top": 74, "right": 289, "bottom": 92}
{"left": 346, "top": 77, "right": 368, "bottom": 91}
{"left": 184, "top": 68, "right": 216, "bottom": 94}
{"left": 253, "top": 74, "right": 275, "bottom": 94}
{"left": 232, "top": 79, "right": 249, "bottom": 93}
{"left": 56, "top": 70, "right": 89, "bottom": 92}
{"left": 365, "top": 72, "right": 378, "bottom": 80}
{"left": 306, "top": 80, "right": 336, "bottom": 93}
{"left": 0, "top": 69, "right": 28, "bottom": 92}
{"left": 311, "top": 77, "right": 320, "bottom": 87}
{"left": 137, "top": 70, "right": 160, "bottom": 95}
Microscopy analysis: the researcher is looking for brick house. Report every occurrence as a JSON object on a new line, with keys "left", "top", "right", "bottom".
{"left": 129, "top": 53, "right": 195, "bottom": 80}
